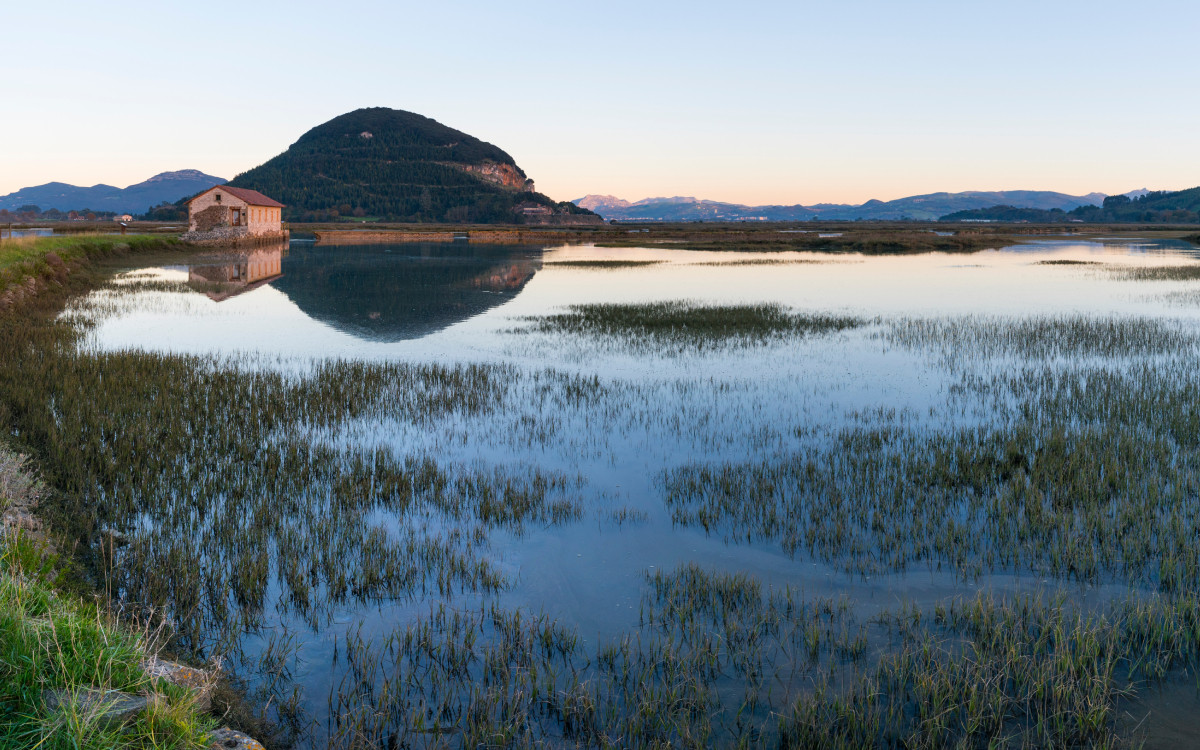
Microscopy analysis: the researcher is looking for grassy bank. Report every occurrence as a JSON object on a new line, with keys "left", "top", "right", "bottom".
{"left": 0, "top": 234, "right": 182, "bottom": 303}
{"left": 0, "top": 237, "right": 233, "bottom": 749}
{"left": 0, "top": 455, "right": 213, "bottom": 748}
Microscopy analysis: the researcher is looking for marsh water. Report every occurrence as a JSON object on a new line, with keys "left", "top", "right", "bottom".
{"left": 61, "top": 237, "right": 1200, "bottom": 746}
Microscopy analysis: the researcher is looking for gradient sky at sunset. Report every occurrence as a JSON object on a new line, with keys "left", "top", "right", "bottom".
{"left": 3, "top": 0, "right": 1197, "bottom": 205}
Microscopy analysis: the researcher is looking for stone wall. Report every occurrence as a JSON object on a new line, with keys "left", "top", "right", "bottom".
{"left": 189, "top": 190, "right": 246, "bottom": 232}
{"left": 191, "top": 205, "right": 230, "bottom": 233}
{"left": 180, "top": 227, "right": 289, "bottom": 248}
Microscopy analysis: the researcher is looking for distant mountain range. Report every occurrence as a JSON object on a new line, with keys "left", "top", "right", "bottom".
{"left": 574, "top": 190, "right": 1153, "bottom": 222}
{"left": 0, "top": 170, "right": 226, "bottom": 215}
{"left": 943, "top": 187, "right": 1200, "bottom": 223}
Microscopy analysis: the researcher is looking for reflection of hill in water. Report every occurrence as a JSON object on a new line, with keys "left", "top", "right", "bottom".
{"left": 269, "top": 242, "right": 543, "bottom": 342}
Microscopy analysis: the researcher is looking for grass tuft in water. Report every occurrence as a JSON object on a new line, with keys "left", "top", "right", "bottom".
{"left": 544, "top": 260, "right": 664, "bottom": 269}
{"left": 1109, "top": 264, "right": 1200, "bottom": 281}
{"left": 521, "top": 301, "right": 862, "bottom": 351}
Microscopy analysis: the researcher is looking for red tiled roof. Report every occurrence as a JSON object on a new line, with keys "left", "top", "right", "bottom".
{"left": 189, "top": 185, "right": 285, "bottom": 208}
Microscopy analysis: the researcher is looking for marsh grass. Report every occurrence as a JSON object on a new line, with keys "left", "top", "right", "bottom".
{"left": 544, "top": 260, "right": 664, "bottom": 269}
{"left": 885, "top": 314, "right": 1194, "bottom": 360}
{"left": 781, "top": 590, "right": 1200, "bottom": 749}
{"left": 325, "top": 564, "right": 868, "bottom": 748}
{"left": 689, "top": 258, "right": 840, "bottom": 266}
{"left": 323, "top": 563, "right": 1200, "bottom": 748}
{"left": 10, "top": 244, "right": 1200, "bottom": 746}
{"left": 1155, "top": 289, "right": 1200, "bottom": 307}
{"left": 519, "top": 302, "right": 862, "bottom": 351}
{"left": 666, "top": 358, "right": 1200, "bottom": 592}
{"left": 1108, "top": 264, "right": 1200, "bottom": 281}
{"left": 1035, "top": 259, "right": 1099, "bottom": 265}
{"left": 0, "top": 314, "right": 587, "bottom": 733}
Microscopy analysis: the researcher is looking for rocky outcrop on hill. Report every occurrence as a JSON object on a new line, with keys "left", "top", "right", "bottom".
{"left": 453, "top": 161, "right": 535, "bottom": 191}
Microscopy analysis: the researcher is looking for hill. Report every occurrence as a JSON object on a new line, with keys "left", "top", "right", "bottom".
{"left": 0, "top": 170, "right": 225, "bottom": 214}
{"left": 574, "top": 190, "right": 1106, "bottom": 222}
{"left": 227, "top": 107, "right": 597, "bottom": 224}
{"left": 941, "top": 187, "right": 1200, "bottom": 222}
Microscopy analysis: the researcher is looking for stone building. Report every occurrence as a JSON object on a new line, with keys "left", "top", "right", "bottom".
{"left": 182, "top": 186, "right": 287, "bottom": 246}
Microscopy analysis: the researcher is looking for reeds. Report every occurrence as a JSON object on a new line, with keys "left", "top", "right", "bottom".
{"left": 519, "top": 302, "right": 862, "bottom": 352}
{"left": 1108, "top": 264, "right": 1200, "bottom": 281}
{"left": 544, "top": 260, "right": 664, "bottom": 269}
{"left": 884, "top": 314, "right": 1194, "bottom": 359}
{"left": 665, "top": 358, "right": 1200, "bottom": 590}
{"left": 324, "top": 565, "right": 869, "bottom": 748}
{"left": 7, "top": 246, "right": 1200, "bottom": 745}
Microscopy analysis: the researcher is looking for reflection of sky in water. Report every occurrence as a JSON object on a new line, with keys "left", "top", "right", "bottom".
{"left": 66, "top": 237, "right": 1200, "bottom": 737}
{"left": 79, "top": 239, "right": 1200, "bottom": 364}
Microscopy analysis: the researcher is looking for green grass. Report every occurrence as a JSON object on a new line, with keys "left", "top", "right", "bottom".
{"left": 884, "top": 314, "right": 1193, "bottom": 359}
{"left": 0, "top": 234, "right": 182, "bottom": 301}
{"left": 520, "top": 301, "right": 863, "bottom": 351}
{"left": 0, "top": 530, "right": 214, "bottom": 749}
{"left": 325, "top": 562, "right": 1200, "bottom": 748}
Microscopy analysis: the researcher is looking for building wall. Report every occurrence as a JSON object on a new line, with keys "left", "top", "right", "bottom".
{"left": 189, "top": 190, "right": 283, "bottom": 236}
{"left": 189, "top": 190, "right": 248, "bottom": 232}
{"left": 245, "top": 205, "right": 282, "bottom": 236}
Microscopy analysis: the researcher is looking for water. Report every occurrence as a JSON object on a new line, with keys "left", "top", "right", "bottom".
{"left": 61, "top": 236, "right": 1200, "bottom": 746}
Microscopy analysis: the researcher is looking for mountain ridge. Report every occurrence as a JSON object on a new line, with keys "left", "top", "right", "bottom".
{"left": 574, "top": 190, "right": 1130, "bottom": 222}
{"left": 0, "top": 170, "right": 226, "bottom": 214}
{"left": 943, "top": 187, "right": 1200, "bottom": 223}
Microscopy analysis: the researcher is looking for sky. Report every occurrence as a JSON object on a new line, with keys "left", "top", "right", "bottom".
{"left": 2, "top": 0, "right": 1198, "bottom": 206}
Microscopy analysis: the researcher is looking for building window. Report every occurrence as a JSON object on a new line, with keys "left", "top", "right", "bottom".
{"left": 215, "top": 194, "right": 222, "bottom": 203}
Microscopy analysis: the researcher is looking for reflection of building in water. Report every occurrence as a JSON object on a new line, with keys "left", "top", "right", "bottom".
{"left": 187, "top": 244, "right": 285, "bottom": 302}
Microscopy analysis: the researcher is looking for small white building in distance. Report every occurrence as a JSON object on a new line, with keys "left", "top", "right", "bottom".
{"left": 182, "top": 186, "right": 288, "bottom": 246}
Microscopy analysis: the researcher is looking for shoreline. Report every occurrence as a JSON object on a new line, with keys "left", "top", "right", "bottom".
{"left": 0, "top": 236, "right": 270, "bottom": 749}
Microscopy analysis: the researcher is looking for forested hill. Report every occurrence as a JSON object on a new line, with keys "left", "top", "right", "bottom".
{"left": 226, "top": 107, "right": 595, "bottom": 223}
{"left": 941, "top": 187, "right": 1200, "bottom": 223}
